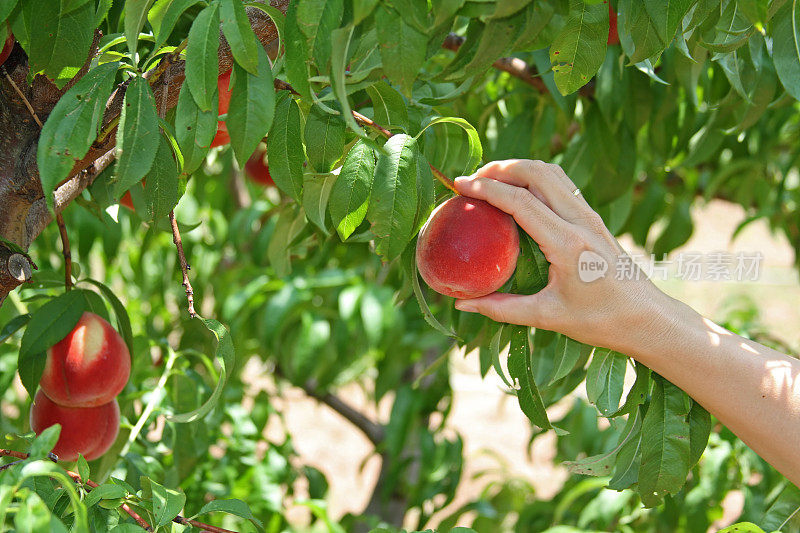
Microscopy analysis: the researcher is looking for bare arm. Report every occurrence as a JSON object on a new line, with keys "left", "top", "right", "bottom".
{"left": 453, "top": 160, "right": 800, "bottom": 486}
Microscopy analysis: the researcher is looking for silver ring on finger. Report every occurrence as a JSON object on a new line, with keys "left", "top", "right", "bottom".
{"left": 572, "top": 187, "right": 581, "bottom": 197}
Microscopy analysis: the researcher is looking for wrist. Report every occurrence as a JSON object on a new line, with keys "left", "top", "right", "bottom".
{"left": 612, "top": 286, "right": 701, "bottom": 364}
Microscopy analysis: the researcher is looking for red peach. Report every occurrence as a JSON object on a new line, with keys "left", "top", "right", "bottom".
{"left": 608, "top": 3, "right": 619, "bottom": 46}
{"left": 416, "top": 195, "right": 520, "bottom": 299}
{"left": 210, "top": 69, "right": 232, "bottom": 148}
{"left": 39, "top": 312, "right": 130, "bottom": 408}
{"left": 120, "top": 191, "right": 133, "bottom": 210}
{"left": 30, "top": 390, "right": 120, "bottom": 462}
{"left": 244, "top": 149, "right": 274, "bottom": 186}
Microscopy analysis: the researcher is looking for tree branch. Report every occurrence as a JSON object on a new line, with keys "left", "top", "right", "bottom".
{"left": 442, "top": 33, "right": 549, "bottom": 94}
{"left": 302, "top": 385, "right": 385, "bottom": 446}
{"left": 169, "top": 210, "right": 197, "bottom": 318}
{"left": 442, "top": 33, "right": 595, "bottom": 98}
{"left": 55, "top": 213, "right": 72, "bottom": 290}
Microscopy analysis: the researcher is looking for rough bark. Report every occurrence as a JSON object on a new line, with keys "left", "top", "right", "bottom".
{"left": 0, "top": 2, "right": 287, "bottom": 301}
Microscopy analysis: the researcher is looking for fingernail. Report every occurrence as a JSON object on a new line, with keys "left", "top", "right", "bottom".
{"left": 455, "top": 301, "right": 476, "bottom": 312}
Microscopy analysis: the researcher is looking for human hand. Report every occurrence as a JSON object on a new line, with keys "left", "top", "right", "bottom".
{"left": 453, "top": 159, "right": 679, "bottom": 353}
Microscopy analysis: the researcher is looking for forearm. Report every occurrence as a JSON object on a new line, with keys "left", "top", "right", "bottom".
{"left": 620, "top": 296, "right": 800, "bottom": 486}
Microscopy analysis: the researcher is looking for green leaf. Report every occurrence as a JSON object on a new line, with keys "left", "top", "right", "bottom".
{"left": 192, "top": 499, "right": 264, "bottom": 533}
{"left": 124, "top": 0, "right": 155, "bottom": 60}
{"left": 149, "top": 0, "right": 203, "bottom": 51}
{"left": 491, "top": 0, "right": 532, "bottom": 19}
{"left": 736, "top": 0, "right": 769, "bottom": 27}
{"left": 586, "top": 348, "right": 628, "bottom": 416}
{"left": 330, "top": 141, "right": 377, "bottom": 240}
{"left": 652, "top": 199, "right": 693, "bottom": 257}
{"left": 0, "top": 0, "right": 19, "bottom": 23}
{"left": 144, "top": 134, "right": 180, "bottom": 222}
{"left": 687, "top": 400, "right": 711, "bottom": 468}
{"left": 638, "top": 375, "right": 692, "bottom": 507}
{"left": 304, "top": 106, "right": 346, "bottom": 173}
{"left": 772, "top": 2, "right": 800, "bottom": 101}
{"left": 608, "top": 406, "right": 644, "bottom": 490}
{"left": 416, "top": 116, "right": 482, "bottom": 175}
{"left": 284, "top": 0, "right": 312, "bottom": 101}
{"left": 367, "top": 134, "right": 419, "bottom": 260}
{"left": 113, "top": 76, "right": 160, "bottom": 197}
{"left": 76, "top": 455, "right": 90, "bottom": 485}
{"left": 168, "top": 318, "right": 234, "bottom": 423}
{"left": 550, "top": 335, "right": 592, "bottom": 385}
{"left": 329, "top": 24, "right": 366, "bottom": 135}
{"left": 175, "top": 81, "right": 218, "bottom": 175}
{"left": 376, "top": 4, "right": 428, "bottom": 96}
{"left": 147, "top": 479, "right": 186, "bottom": 527}
{"left": 401, "top": 247, "right": 460, "bottom": 340}
{"left": 267, "top": 92, "right": 305, "bottom": 201}
{"left": 433, "top": 0, "right": 464, "bottom": 28}
{"left": 297, "top": 0, "right": 343, "bottom": 71}
{"left": 762, "top": 484, "right": 800, "bottom": 532}
{"left": 29, "top": 425, "right": 61, "bottom": 458}
{"left": 95, "top": 0, "right": 113, "bottom": 25}
{"left": 221, "top": 0, "right": 260, "bottom": 73}
{"left": 507, "top": 325, "right": 552, "bottom": 430}
{"left": 353, "top": 0, "right": 378, "bottom": 24}
{"left": 185, "top": 2, "right": 220, "bottom": 111}
{"left": 443, "top": 11, "right": 527, "bottom": 82}
{"left": 366, "top": 81, "right": 409, "bottom": 131}
{"left": 84, "top": 484, "right": 127, "bottom": 508}
{"left": 18, "top": 290, "right": 88, "bottom": 397}
{"left": 15, "top": 1, "right": 95, "bottom": 87}
{"left": 643, "top": 0, "right": 695, "bottom": 51}
{"left": 564, "top": 406, "right": 642, "bottom": 477}
{"left": 267, "top": 206, "right": 307, "bottom": 277}
{"left": 550, "top": 0, "right": 608, "bottom": 95}
{"left": 412, "top": 150, "right": 435, "bottom": 232}
{"left": 36, "top": 62, "right": 119, "bottom": 209}
{"left": 302, "top": 172, "right": 337, "bottom": 232}
{"left": 514, "top": 233, "right": 549, "bottom": 294}
{"left": 0, "top": 314, "right": 31, "bottom": 345}
{"left": 608, "top": 360, "right": 650, "bottom": 417}
{"left": 718, "top": 524, "right": 767, "bottom": 533}
{"left": 227, "top": 46, "right": 276, "bottom": 166}
{"left": 619, "top": 0, "right": 693, "bottom": 63}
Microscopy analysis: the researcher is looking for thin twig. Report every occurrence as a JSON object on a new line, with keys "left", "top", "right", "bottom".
{"left": 169, "top": 210, "right": 197, "bottom": 318}
{"left": 55, "top": 213, "right": 72, "bottom": 290}
{"left": 352, "top": 110, "right": 392, "bottom": 138}
{"left": 0, "top": 448, "right": 29, "bottom": 460}
{"left": 144, "top": 38, "right": 188, "bottom": 86}
{"left": 2, "top": 68, "right": 43, "bottom": 128}
{"left": 0, "top": 459, "right": 23, "bottom": 472}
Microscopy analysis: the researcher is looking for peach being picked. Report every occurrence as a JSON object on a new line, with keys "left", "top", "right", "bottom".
{"left": 416, "top": 195, "right": 520, "bottom": 299}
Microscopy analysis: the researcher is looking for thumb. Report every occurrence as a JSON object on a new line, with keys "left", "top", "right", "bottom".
{"left": 454, "top": 292, "right": 552, "bottom": 328}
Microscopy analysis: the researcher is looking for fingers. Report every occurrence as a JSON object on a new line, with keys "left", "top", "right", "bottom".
{"left": 454, "top": 292, "right": 556, "bottom": 329}
{"left": 454, "top": 175, "right": 568, "bottom": 251}
{"left": 473, "top": 159, "right": 597, "bottom": 223}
